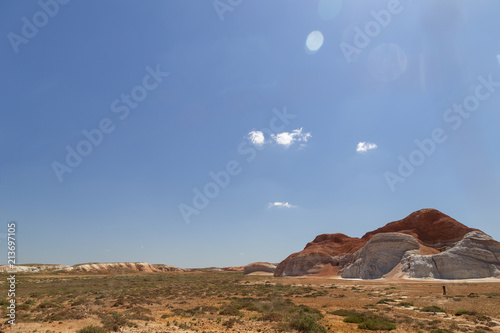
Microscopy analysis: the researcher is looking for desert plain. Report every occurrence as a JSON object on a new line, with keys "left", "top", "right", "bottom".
{"left": 1, "top": 270, "right": 500, "bottom": 333}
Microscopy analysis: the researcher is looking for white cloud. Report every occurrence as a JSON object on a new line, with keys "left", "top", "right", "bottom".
{"left": 356, "top": 141, "right": 378, "bottom": 153}
{"left": 272, "top": 128, "right": 312, "bottom": 148}
{"left": 268, "top": 202, "right": 297, "bottom": 209}
{"left": 248, "top": 131, "right": 265, "bottom": 146}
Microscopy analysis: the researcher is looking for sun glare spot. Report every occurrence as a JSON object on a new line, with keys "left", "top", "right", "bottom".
{"left": 306, "top": 31, "right": 324, "bottom": 53}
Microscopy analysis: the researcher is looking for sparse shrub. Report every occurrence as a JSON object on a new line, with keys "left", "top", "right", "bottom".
{"left": 37, "top": 302, "right": 59, "bottom": 309}
{"left": 219, "top": 305, "right": 242, "bottom": 316}
{"left": 0, "top": 298, "right": 9, "bottom": 307}
{"left": 377, "top": 298, "right": 396, "bottom": 305}
{"left": 125, "top": 306, "right": 153, "bottom": 321}
{"left": 455, "top": 309, "right": 477, "bottom": 316}
{"left": 421, "top": 306, "right": 446, "bottom": 313}
{"left": 70, "top": 298, "right": 87, "bottom": 306}
{"left": 100, "top": 312, "right": 129, "bottom": 332}
{"left": 259, "top": 312, "right": 283, "bottom": 322}
{"left": 330, "top": 309, "right": 395, "bottom": 331}
{"left": 398, "top": 302, "right": 414, "bottom": 307}
{"left": 358, "top": 319, "right": 396, "bottom": 331}
{"left": 222, "top": 317, "right": 242, "bottom": 328}
{"left": 288, "top": 310, "right": 327, "bottom": 333}
{"left": 17, "top": 303, "right": 30, "bottom": 311}
{"left": 330, "top": 309, "right": 357, "bottom": 317}
{"left": 178, "top": 322, "right": 190, "bottom": 329}
{"left": 76, "top": 325, "right": 106, "bottom": 333}
{"left": 43, "top": 309, "right": 84, "bottom": 321}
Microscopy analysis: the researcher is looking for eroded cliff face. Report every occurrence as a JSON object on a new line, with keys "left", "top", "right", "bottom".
{"left": 244, "top": 262, "right": 277, "bottom": 275}
{"left": 274, "top": 233, "right": 366, "bottom": 277}
{"left": 403, "top": 231, "right": 500, "bottom": 279}
{"left": 275, "top": 209, "right": 498, "bottom": 279}
{"left": 342, "top": 233, "right": 420, "bottom": 279}
{"left": 0, "top": 262, "right": 185, "bottom": 274}
{"left": 72, "top": 262, "right": 159, "bottom": 273}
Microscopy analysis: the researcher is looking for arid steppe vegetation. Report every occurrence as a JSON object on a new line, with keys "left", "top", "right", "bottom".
{"left": 1, "top": 271, "right": 500, "bottom": 332}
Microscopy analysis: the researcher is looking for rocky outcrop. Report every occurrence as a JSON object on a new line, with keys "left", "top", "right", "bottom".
{"left": 0, "top": 262, "right": 184, "bottom": 274}
{"left": 223, "top": 266, "right": 245, "bottom": 272}
{"left": 403, "top": 231, "right": 500, "bottom": 279}
{"left": 0, "top": 264, "right": 72, "bottom": 273}
{"left": 244, "top": 262, "right": 276, "bottom": 275}
{"left": 342, "top": 233, "right": 420, "bottom": 279}
{"left": 274, "top": 233, "right": 365, "bottom": 277}
{"left": 72, "top": 262, "right": 159, "bottom": 273}
{"left": 31, "top": 264, "right": 72, "bottom": 271}
{"left": 362, "top": 209, "right": 477, "bottom": 250}
{"left": 275, "top": 209, "right": 499, "bottom": 279}
{"left": 153, "top": 264, "right": 184, "bottom": 272}
{"left": 0, "top": 265, "right": 41, "bottom": 273}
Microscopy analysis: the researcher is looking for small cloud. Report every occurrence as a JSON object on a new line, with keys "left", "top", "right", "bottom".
{"left": 356, "top": 141, "right": 378, "bottom": 153}
{"left": 272, "top": 128, "right": 311, "bottom": 148}
{"left": 248, "top": 130, "right": 265, "bottom": 146}
{"left": 140, "top": 245, "right": 144, "bottom": 249}
{"left": 268, "top": 202, "right": 297, "bottom": 209}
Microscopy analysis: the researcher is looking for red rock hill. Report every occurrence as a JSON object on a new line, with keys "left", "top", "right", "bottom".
{"left": 274, "top": 209, "right": 479, "bottom": 277}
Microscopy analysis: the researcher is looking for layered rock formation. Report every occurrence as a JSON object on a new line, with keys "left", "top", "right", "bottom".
{"left": 0, "top": 265, "right": 42, "bottom": 273}
{"left": 274, "top": 233, "right": 365, "bottom": 277}
{"left": 342, "top": 233, "right": 420, "bottom": 279}
{"left": 72, "top": 262, "right": 160, "bottom": 273}
{"left": 0, "top": 264, "right": 72, "bottom": 273}
{"left": 222, "top": 266, "right": 245, "bottom": 272}
{"left": 0, "top": 262, "right": 183, "bottom": 274}
{"left": 403, "top": 231, "right": 500, "bottom": 279}
{"left": 244, "top": 262, "right": 277, "bottom": 275}
{"left": 153, "top": 264, "right": 184, "bottom": 272}
{"left": 275, "top": 209, "right": 500, "bottom": 279}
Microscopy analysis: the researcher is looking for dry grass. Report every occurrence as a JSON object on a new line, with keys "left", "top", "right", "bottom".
{"left": 1, "top": 271, "right": 500, "bottom": 332}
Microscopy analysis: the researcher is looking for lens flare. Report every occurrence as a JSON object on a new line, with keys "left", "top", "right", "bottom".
{"left": 306, "top": 31, "right": 324, "bottom": 53}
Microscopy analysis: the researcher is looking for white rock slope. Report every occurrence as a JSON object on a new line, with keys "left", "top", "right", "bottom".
{"left": 403, "top": 231, "right": 500, "bottom": 279}
{"left": 342, "top": 233, "right": 420, "bottom": 279}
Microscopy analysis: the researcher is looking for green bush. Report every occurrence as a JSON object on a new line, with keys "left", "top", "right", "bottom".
{"left": 289, "top": 311, "right": 327, "bottom": 333}
{"left": 343, "top": 313, "right": 366, "bottom": 324}
{"left": 329, "top": 309, "right": 357, "bottom": 317}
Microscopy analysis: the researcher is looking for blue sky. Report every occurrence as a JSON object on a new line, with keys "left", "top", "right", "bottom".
{"left": 1, "top": 0, "right": 500, "bottom": 268}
